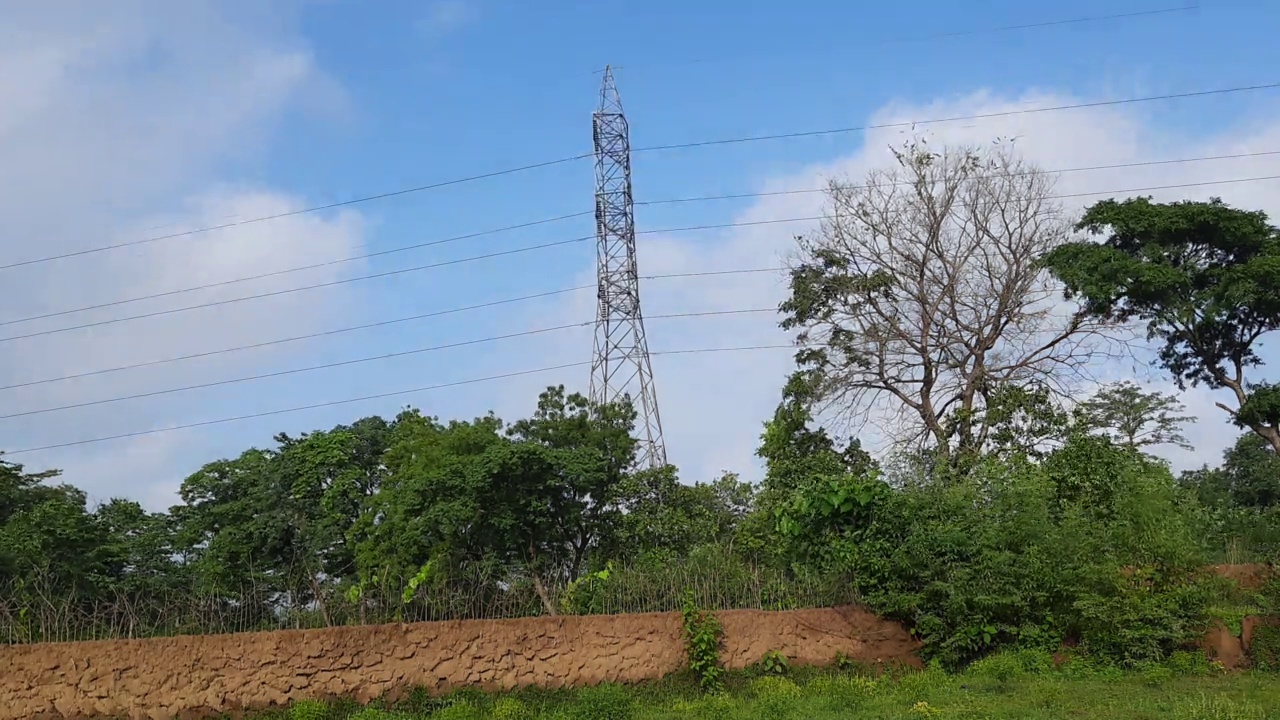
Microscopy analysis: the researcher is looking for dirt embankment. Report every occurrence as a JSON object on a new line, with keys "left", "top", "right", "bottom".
{"left": 1201, "top": 563, "right": 1278, "bottom": 670}
{"left": 0, "top": 606, "right": 920, "bottom": 720}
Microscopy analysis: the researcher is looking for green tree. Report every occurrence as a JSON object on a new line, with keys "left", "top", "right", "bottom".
{"left": 1075, "top": 381, "right": 1195, "bottom": 451}
{"left": 0, "top": 459, "right": 106, "bottom": 595}
{"left": 1181, "top": 433, "right": 1280, "bottom": 510}
{"left": 1043, "top": 197, "right": 1280, "bottom": 451}
{"left": 93, "top": 498, "right": 179, "bottom": 597}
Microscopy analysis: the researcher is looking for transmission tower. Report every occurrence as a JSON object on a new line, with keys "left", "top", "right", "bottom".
{"left": 589, "top": 66, "right": 668, "bottom": 470}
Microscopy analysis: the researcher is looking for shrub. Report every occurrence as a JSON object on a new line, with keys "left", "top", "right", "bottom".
{"left": 760, "top": 649, "right": 790, "bottom": 676}
{"left": 1074, "top": 567, "right": 1216, "bottom": 667}
{"left": 681, "top": 592, "right": 725, "bottom": 692}
{"left": 776, "top": 436, "right": 1215, "bottom": 668}
{"left": 1250, "top": 623, "right": 1280, "bottom": 671}
{"left": 1165, "top": 650, "right": 1212, "bottom": 676}
{"left": 965, "top": 651, "right": 1025, "bottom": 682}
{"left": 570, "top": 683, "right": 635, "bottom": 720}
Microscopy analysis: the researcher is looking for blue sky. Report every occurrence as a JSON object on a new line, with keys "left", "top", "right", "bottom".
{"left": 1, "top": 0, "right": 1278, "bottom": 509}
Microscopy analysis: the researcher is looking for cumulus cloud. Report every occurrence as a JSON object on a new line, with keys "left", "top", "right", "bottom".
{"left": 498, "top": 87, "right": 1280, "bottom": 484}
{"left": 0, "top": 2, "right": 368, "bottom": 508}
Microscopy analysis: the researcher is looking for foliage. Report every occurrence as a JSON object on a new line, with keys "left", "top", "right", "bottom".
{"left": 759, "top": 649, "right": 790, "bottom": 676}
{"left": 3, "top": 167, "right": 1279, "bottom": 695}
{"left": 1043, "top": 197, "right": 1280, "bottom": 451}
{"left": 1250, "top": 624, "right": 1280, "bottom": 672}
{"left": 1076, "top": 381, "right": 1197, "bottom": 451}
{"left": 682, "top": 592, "right": 725, "bottom": 693}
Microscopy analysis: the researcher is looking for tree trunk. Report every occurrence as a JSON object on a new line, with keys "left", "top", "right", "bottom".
{"left": 531, "top": 571, "right": 557, "bottom": 616}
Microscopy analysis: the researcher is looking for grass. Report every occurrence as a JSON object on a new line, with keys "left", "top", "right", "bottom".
{"left": 254, "top": 655, "right": 1280, "bottom": 720}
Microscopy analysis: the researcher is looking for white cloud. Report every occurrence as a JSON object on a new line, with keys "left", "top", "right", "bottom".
{"left": 0, "top": 2, "right": 368, "bottom": 509}
{"left": 501, "top": 87, "right": 1280, "bottom": 484}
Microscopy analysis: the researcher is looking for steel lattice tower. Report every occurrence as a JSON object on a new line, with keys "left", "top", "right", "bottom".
{"left": 589, "top": 66, "right": 668, "bottom": 470}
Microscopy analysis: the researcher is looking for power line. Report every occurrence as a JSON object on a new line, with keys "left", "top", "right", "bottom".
{"left": 0, "top": 309, "right": 775, "bottom": 420}
{"left": 0, "top": 174, "right": 1273, "bottom": 348}
{"left": 0, "top": 210, "right": 592, "bottom": 329}
{"left": 4, "top": 80, "right": 1272, "bottom": 274}
{"left": 638, "top": 150, "right": 1280, "bottom": 207}
{"left": 630, "top": 83, "right": 1280, "bottom": 153}
{"left": 0, "top": 287, "right": 590, "bottom": 391}
{"left": 0, "top": 155, "right": 591, "bottom": 272}
{"left": 1, "top": 343, "right": 796, "bottom": 456}
{"left": 6, "top": 151, "right": 1277, "bottom": 332}
{"left": 4, "top": 172, "right": 1277, "bottom": 395}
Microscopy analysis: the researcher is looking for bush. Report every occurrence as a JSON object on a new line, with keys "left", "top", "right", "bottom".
{"left": 966, "top": 651, "right": 1026, "bottom": 682}
{"left": 570, "top": 683, "right": 635, "bottom": 720}
{"left": 1165, "top": 650, "right": 1212, "bottom": 676}
{"left": 1250, "top": 624, "right": 1280, "bottom": 671}
{"left": 779, "top": 437, "right": 1217, "bottom": 668}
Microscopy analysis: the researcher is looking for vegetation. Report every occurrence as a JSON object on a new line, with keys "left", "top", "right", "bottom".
{"left": 3, "top": 141, "right": 1278, "bottom": 691}
{"left": 258, "top": 662, "right": 1280, "bottom": 720}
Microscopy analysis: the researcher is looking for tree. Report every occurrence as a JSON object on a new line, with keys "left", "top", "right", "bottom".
{"left": 1043, "top": 197, "right": 1280, "bottom": 451}
{"left": 780, "top": 139, "right": 1117, "bottom": 463}
{"left": 1075, "top": 381, "right": 1195, "bottom": 451}
{"left": 1180, "top": 433, "right": 1280, "bottom": 510}
{"left": 0, "top": 459, "right": 106, "bottom": 594}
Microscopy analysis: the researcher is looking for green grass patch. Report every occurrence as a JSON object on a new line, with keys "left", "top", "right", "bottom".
{"left": 254, "top": 659, "right": 1280, "bottom": 720}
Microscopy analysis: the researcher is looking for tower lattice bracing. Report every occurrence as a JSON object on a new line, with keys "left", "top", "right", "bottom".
{"left": 588, "top": 66, "right": 668, "bottom": 470}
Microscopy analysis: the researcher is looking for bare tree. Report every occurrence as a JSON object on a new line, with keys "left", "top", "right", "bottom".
{"left": 780, "top": 139, "right": 1124, "bottom": 461}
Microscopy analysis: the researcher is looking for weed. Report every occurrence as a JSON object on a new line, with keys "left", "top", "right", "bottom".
{"left": 760, "top": 649, "right": 790, "bottom": 676}
{"left": 681, "top": 591, "right": 725, "bottom": 693}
